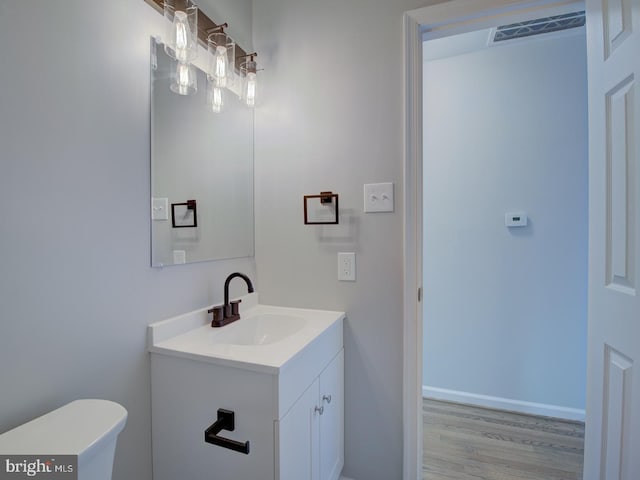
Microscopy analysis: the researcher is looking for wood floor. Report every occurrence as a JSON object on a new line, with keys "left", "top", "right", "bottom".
{"left": 423, "top": 398, "right": 585, "bottom": 480}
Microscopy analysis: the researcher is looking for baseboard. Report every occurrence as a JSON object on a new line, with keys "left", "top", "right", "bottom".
{"left": 422, "top": 386, "right": 585, "bottom": 421}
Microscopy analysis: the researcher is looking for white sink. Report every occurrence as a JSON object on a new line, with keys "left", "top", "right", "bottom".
{"left": 148, "top": 293, "right": 344, "bottom": 373}
{"left": 210, "top": 313, "right": 307, "bottom": 346}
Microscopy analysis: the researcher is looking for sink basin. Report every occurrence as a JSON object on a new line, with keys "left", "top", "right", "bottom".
{"left": 148, "top": 293, "right": 344, "bottom": 373}
{"left": 209, "top": 313, "right": 307, "bottom": 345}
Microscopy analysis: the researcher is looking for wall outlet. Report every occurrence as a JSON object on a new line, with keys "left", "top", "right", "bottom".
{"left": 338, "top": 252, "right": 356, "bottom": 281}
{"left": 173, "top": 250, "right": 186, "bottom": 264}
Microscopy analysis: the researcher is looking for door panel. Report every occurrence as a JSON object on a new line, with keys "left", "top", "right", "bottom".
{"left": 319, "top": 350, "right": 344, "bottom": 480}
{"left": 277, "top": 381, "right": 318, "bottom": 480}
{"left": 603, "top": 0, "right": 632, "bottom": 58}
{"left": 605, "top": 74, "right": 636, "bottom": 294}
{"left": 601, "top": 346, "right": 633, "bottom": 479}
{"left": 585, "top": 0, "right": 640, "bottom": 478}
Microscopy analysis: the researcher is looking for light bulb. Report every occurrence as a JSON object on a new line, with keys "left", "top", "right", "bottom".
{"left": 212, "top": 87, "right": 223, "bottom": 113}
{"left": 173, "top": 12, "right": 189, "bottom": 62}
{"left": 245, "top": 72, "right": 257, "bottom": 107}
{"left": 178, "top": 63, "right": 190, "bottom": 86}
{"left": 174, "top": 12, "right": 188, "bottom": 48}
{"left": 207, "top": 77, "right": 224, "bottom": 113}
{"left": 170, "top": 61, "right": 197, "bottom": 96}
{"left": 215, "top": 46, "right": 228, "bottom": 81}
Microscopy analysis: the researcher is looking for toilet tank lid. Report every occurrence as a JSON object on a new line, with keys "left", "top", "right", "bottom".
{"left": 0, "top": 399, "right": 127, "bottom": 455}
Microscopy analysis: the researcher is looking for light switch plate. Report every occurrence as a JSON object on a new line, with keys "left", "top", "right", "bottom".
{"left": 364, "top": 183, "right": 394, "bottom": 213}
{"left": 152, "top": 197, "right": 169, "bottom": 221}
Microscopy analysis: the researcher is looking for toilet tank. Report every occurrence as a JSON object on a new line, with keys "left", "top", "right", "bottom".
{"left": 0, "top": 399, "right": 127, "bottom": 480}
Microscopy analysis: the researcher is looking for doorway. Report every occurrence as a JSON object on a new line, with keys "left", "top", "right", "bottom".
{"left": 401, "top": 1, "right": 590, "bottom": 479}
{"left": 421, "top": 11, "right": 588, "bottom": 478}
{"left": 422, "top": 11, "right": 588, "bottom": 418}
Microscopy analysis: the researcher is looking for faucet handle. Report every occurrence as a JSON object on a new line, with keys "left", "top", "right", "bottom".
{"left": 230, "top": 299, "right": 242, "bottom": 316}
{"left": 208, "top": 305, "right": 225, "bottom": 325}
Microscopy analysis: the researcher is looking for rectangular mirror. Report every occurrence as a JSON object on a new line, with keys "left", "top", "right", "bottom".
{"left": 150, "top": 37, "right": 254, "bottom": 267}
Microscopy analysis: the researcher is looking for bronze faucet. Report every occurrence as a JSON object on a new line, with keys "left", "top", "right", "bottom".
{"left": 208, "top": 272, "right": 254, "bottom": 327}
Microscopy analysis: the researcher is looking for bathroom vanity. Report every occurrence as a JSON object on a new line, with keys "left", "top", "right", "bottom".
{"left": 148, "top": 294, "right": 344, "bottom": 480}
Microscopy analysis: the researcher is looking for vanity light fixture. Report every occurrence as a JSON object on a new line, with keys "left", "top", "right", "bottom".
{"left": 163, "top": 0, "right": 198, "bottom": 63}
{"left": 144, "top": 0, "right": 261, "bottom": 106}
{"left": 238, "top": 53, "right": 258, "bottom": 107}
{"left": 207, "top": 25, "right": 235, "bottom": 89}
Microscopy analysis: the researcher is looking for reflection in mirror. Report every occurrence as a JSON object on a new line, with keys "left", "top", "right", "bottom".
{"left": 151, "top": 37, "right": 254, "bottom": 267}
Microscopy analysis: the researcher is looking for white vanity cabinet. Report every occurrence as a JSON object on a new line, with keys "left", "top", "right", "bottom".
{"left": 277, "top": 350, "right": 344, "bottom": 480}
{"left": 148, "top": 299, "right": 344, "bottom": 480}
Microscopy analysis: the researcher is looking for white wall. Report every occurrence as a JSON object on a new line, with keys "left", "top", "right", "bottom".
{"left": 422, "top": 31, "right": 588, "bottom": 412}
{"left": 252, "top": 0, "right": 438, "bottom": 478}
{"left": 0, "top": 1, "right": 254, "bottom": 479}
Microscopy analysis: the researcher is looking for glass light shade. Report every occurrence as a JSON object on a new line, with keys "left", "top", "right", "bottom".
{"left": 170, "top": 61, "right": 197, "bottom": 95}
{"left": 163, "top": 0, "right": 198, "bottom": 63}
{"left": 240, "top": 59, "right": 257, "bottom": 107}
{"left": 207, "top": 33, "right": 235, "bottom": 88}
{"left": 207, "top": 77, "right": 224, "bottom": 113}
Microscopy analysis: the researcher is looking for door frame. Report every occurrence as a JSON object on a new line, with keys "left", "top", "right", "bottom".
{"left": 402, "top": 1, "right": 587, "bottom": 479}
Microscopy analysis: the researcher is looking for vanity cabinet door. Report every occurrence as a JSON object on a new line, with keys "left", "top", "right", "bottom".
{"left": 278, "top": 380, "right": 320, "bottom": 480}
{"left": 318, "top": 350, "right": 344, "bottom": 480}
{"left": 277, "top": 349, "right": 344, "bottom": 480}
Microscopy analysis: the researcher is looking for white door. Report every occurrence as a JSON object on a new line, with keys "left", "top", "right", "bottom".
{"left": 584, "top": 0, "right": 640, "bottom": 478}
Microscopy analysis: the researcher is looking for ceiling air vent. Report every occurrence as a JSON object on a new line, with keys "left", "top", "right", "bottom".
{"left": 493, "top": 11, "right": 585, "bottom": 42}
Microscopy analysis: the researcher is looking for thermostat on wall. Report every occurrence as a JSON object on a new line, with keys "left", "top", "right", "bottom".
{"left": 505, "top": 212, "right": 527, "bottom": 227}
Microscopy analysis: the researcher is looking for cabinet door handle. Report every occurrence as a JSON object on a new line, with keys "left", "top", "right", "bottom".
{"left": 322, "top": 394, "right": 332, "bottom": 404}
{"left": 314, "top": 405, "right": 324, "bottom": 415}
